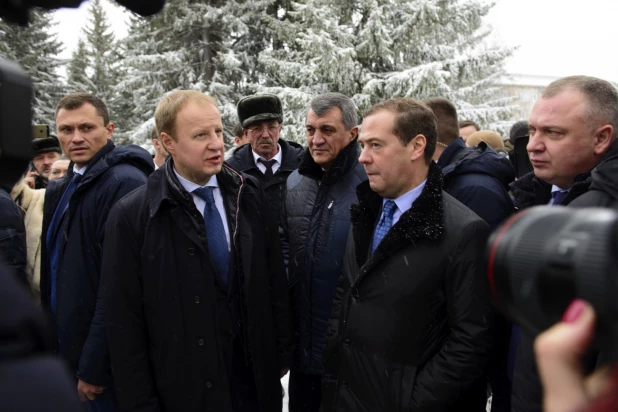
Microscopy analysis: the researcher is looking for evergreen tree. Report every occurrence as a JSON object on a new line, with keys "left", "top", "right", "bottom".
{"left": 256, "top": 0, "right": 515, "bottom": 141}
{"left": 0, "top": 9, "right": 64, "bottom": 124}
{"left": 67, "top": 38, "right": 93, "bottom": 93}
{"left": 116, "top": 0, "right": 274, "bottom": 147}
{"left": 115, "top": 0, "right": 514, "bottom": 146}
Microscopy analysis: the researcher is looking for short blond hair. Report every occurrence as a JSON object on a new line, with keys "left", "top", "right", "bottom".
{"left": 154, "top": 90, "right": 218, "bottom": 140}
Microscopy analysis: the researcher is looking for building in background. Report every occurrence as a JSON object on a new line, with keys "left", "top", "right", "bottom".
{"left": 496, "top": 74, "right": 559, "bottom": 121}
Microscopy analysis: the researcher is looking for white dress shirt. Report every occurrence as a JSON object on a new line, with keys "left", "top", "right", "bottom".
{"left": 252, "top": 144, "right": 283, "bottom": 174}
{"left": 174, "top": 168, "right": 231, "bottom": 251}
{"left": 383, "top": 179, "right": 428, "bottom": 227}
{"left": 73, "top": 164, "right": 88, "bottom": 176}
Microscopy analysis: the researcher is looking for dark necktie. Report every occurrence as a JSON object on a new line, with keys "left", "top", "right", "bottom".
{"left": 193, "top": 187, "right": 229, "bottom": 288}
{"left": 258, "top": 158, "right": 276, "bottom": 180}
{"left": 551, "top": 190, "right": 568, "bottom": 205}
{"left": 372, "top": 200, "right": 397, "bottom": 253}
{"left": 47, "top": 173, "right": 83, "bottom": 314}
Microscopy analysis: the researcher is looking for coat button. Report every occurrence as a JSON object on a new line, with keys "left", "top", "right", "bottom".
{"left": 188, "top": 248, "right": 196, "bottom": 256}
{"left": 194, "top": 296, "right": 200, "bottom": 304}
{"left": 197, "top": 338, "right": 204, "bottom": 346}
{"left": 343, "top": 339, "right": 351, "bottom": 346}
{"left": 206, "top": 381, "right": 213, "bottom": 388}
{"left": 342, "top": 381, "right": 349, "bottom": 388}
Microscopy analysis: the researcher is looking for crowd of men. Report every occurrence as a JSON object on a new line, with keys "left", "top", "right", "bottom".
{"left": 0, "top": 74, "right": 617, "bottom": 412}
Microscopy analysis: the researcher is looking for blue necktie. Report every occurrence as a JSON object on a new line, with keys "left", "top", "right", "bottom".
{"left": 372, "top": 200, "right": 397, "bottom": 253}
{"left": 193, "top": 187, "right": 229, "bottom": 288}
{"left": 551, "top": 190, "right": 568, "bottom": 205}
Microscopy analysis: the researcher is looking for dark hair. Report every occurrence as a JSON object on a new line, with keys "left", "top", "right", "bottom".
{"left": 459, "top": 119, "right": 480, "bottom": 131}
{"left": 364, "top": 98, "right": 437, "bottom": 164}
{"left": 308, "top": 92, "right": 358, "bottom": 130}
{"left": 543, "top": 75, "right": 618, "bottom": 139}
{"left": 424, "top": 97, "right": 459, "bottom": 144}
{"left": 55, "top": 92, "right": 110, "bottom": 125}
{"left": 233, "top": 122, "right": 243, "bottom": 138}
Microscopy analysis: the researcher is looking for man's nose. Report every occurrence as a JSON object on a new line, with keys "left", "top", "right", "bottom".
{"left": 358, "top": 146, "right": 370, "bottom": 164}
{"left": 527, "top": 133, "right": 542, "bottom": 153}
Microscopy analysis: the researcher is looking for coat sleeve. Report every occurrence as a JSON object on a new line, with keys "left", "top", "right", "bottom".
{"left": 279, "top": 190, "right": 290, "bottom": 272}
{"left": 102, "top": 199, "right": 161, "bottom": 412}
{"left": 410, "top": 219, "right": 496, "bottom": 410}
{"left": 77, "top": 171, "right": 148, "bottom": 386}
{"left": 260, "top": 186, "right": 294, "bottom": 370}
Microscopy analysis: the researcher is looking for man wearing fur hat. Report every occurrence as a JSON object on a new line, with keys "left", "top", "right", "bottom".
{"left": 27, "top": 135, "right": 62, "bottom": 189}
{"left": 226, "top": 94, "right": 304, "bottom": 228}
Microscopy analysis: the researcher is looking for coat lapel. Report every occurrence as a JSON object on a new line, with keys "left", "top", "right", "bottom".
{"left": 350, "top": 162, "right": 445, "bottom": 285}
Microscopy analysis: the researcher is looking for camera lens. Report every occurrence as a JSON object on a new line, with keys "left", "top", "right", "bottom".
{"left": 487, "top": 206, "right": 618, "bottom": 335}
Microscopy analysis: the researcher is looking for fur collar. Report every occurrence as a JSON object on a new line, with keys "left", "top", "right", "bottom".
{"left": 350, "top": 161, "right": 444, "bottom": 276}
{"left": 297, "top": 139, "right": 360, "bottom": 184}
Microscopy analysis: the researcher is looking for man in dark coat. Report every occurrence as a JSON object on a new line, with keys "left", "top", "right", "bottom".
{"left": 102, "top": 90, "right": 293, "bottom": 412}
{"left": 226, "top": 94, "right": 304, "bottom": 228}
{"left": 425, "top": 97, "right": 515, "bottom": 412}
{"left": 281, "top": 93, "right": 366, "bottom": 412}
{"left": 322, "top": 98, "right": 496, "bottom": 412}
{"left": 0, "top": 184, "right": 28, "bottom": 287}
{"left": 40, "top": 93, "right": 153, "bottom": 411}
{"left": 425, "top": 97, "right": 515, "bottom": 230}
{"left": 509, "top": 75, "right": 618, "bottom": 412}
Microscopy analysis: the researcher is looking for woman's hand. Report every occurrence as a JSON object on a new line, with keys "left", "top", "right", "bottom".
{"left": 535, "top": 299, "right": 611, "bottom": 412}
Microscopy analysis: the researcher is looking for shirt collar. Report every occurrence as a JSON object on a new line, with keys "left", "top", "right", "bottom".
{"left": 551, "top": 185, "right": 569, "bottom": 194}
{"left": 73, "top": 164, "right": 88, "bottom": 175}
{"left": 252, "top": 144, "right": 282, "bottom": 166}
{"left": 384, "top": 179, "right": 428, "bottom": 214}
{"left": 173, "top": 166, "right": 218, "bottom": 193}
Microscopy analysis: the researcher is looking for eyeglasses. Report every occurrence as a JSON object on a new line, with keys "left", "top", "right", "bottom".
{"left": 247, "top": 124, "right": 280, "bottom": 135}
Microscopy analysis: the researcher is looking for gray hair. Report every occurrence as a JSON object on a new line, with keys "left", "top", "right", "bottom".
{"left": 543, "top": 75, "right": 618, "bottom": 139}
{"left": 308, "top": 92, "right": 358, "bottom": 130}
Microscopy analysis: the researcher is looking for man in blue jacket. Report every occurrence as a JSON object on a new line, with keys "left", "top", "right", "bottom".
{"left": 281, "top": 92, "right": 366, "bottom": 412}
{"left": 425, "top": 97, "right": 514, "bottom": 230}
{"left": 40, "top": 92, "right": 153, "bottom": 411}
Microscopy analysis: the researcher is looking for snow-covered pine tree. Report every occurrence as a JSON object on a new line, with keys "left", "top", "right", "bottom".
{"left": 0, "top": 9, "right": 64, "bottom": 125}
{"left": 256, "top": 0, "right": 516, "bottom": 142}
{"left": 116, "top": 0, "right": 277, "bottom": 148}
{"left": 67, "top": 38, "right": 93, "bottom": 93}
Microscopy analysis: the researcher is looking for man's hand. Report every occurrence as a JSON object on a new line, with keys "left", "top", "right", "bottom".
{"left": 77, "top": 379, "right": 105, "bottom": 402}
{"left": 24, "top": 169, "right": 38, "bottom": 189}
{"left": 280, "top": 368, "right": 290, "bottom": 378}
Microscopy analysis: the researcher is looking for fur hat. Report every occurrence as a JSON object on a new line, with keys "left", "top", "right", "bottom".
{"left": 237, "top": 94, "right": 283, "bottom": 128}
{"left": 466, "top": 130, "right": 505, "bottom": 150}
{"left": 32, "top": 135, "right": 61, "bottom": 156}
{"left": 509, "top": 120, "right": 529, "bottom": 145}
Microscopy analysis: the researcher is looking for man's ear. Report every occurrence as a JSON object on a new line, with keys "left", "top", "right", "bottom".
{"left": 161, "top": 132, "right": 175, "bottom": 155}
{"left": 409, "top": 134, "right": 427, "bottom": 161}
{"left": 349, "top": 126, "right": 359, "bottom": 142}
{"left": 594, "top": 125, "right": 614, "bottom": 155}
{"left": 106, "top": 122, "right": 115, "bottom": 140}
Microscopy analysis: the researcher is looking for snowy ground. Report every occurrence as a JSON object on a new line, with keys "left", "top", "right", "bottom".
{"left": 281, "top": 374, "right": 289, "bottom": 412}
{"left": 280, "top": 374, "right": 491, "bottom": 412}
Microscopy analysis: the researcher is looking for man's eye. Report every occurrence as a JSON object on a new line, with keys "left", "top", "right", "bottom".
{"left": 372, "top": 143, "right": 381, "bottom": 149}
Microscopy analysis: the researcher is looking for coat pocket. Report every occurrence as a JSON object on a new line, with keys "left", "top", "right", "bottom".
{"left": 389, "top": 362, "right": 418, "bottom": 412}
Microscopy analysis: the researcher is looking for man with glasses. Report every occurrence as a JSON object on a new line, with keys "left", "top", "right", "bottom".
{"left": 227, "top": 94, "right": 304, "bottom": 228}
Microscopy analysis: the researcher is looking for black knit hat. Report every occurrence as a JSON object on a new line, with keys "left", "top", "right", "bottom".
{"left": 237, "top": 94, "right": 283, "bottom": 128}
{"left": 32, "top": 135, "right": 62, "bottom": 156}
{"left": 509, "top": 120, "right": 529, "bottom": 145}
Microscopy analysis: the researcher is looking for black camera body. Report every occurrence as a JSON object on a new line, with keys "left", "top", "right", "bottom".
{"left": 0, "top": 59, "right": 33, "bottom": 190}
{"left": 488, "top": 206, "right": 618, "bottom": 361}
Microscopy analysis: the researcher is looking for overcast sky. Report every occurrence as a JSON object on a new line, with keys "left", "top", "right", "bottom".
{"left": 51, "top": 0, "right": 618, "bottom": 83}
